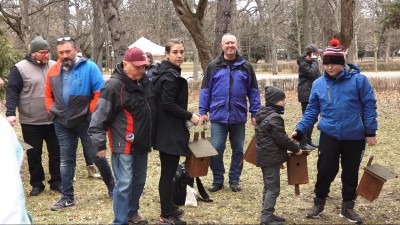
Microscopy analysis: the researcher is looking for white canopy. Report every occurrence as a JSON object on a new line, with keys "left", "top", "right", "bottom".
{"left": 128, "top": 37, "right": 165, "bottom": 56}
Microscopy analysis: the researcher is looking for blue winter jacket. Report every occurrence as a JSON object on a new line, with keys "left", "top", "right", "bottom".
{"left": 296, "top": 64, "right": 377, "bottom": 140}
{"left": 199, "top": 53, "right": 261, "bottom": 124}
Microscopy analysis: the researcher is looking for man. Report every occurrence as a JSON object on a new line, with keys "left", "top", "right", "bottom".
{"left": 6, "top": 36, "right": 61, "bottom": 196}
{"left": 89, "top": 47, "right": 156, "bottom": 225}
{"left": 45, "top": 37, "right": 115, "bottom": 211}
{"left": 296, "top": 44, "right": 321, "bottom": 150}
{"left": 292, "top": 39, "right": 378, "bottom": 224}
{"left": 199, "top": 33, "right": 261, "bottom": 192}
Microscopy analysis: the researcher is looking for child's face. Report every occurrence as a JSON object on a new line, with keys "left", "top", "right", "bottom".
{"left": 276, "top": 98, "right": 286, "bottom": 107}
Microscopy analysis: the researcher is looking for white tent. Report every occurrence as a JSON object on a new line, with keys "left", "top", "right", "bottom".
{"left": 128, "top": 37, "right": 165, "bottom": 56}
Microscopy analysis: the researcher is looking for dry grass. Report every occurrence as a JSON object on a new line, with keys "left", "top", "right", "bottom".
{"left": 14, "top": 89, "right": 400, "bottom": 224}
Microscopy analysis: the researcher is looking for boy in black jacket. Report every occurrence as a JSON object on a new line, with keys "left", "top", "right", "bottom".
{"left": 255, "top": 86, "right": 302, "bottom": 225}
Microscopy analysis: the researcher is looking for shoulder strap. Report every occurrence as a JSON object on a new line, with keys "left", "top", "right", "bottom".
{"left": 195, "top": 177, "right": 213, "bottom": 202}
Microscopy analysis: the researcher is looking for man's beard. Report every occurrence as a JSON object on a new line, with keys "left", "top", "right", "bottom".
{"left": 62, "top": 58, "right": 75, "bottom": 70}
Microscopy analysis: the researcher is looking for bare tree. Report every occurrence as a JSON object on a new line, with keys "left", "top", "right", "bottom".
{"left": 171, "top": 0, "right": 213, "bottom": 72}
{"left": 102, "top": 0, "right": 128, "bottom": 63}
{"left": 339, "top": 0, "right": 355, "bottom": 49}
{"left": 213, "top": 0, "right": 234, "bottom": 57}
{"left": 91, "top": 0, "right": 106, "bottom": 68}
{"left": 303, "top": 0, "right": 312, "bottom": 46}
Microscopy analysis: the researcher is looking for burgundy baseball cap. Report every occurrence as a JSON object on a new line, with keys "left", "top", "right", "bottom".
{"left": 123, "top": 47, "right": 148, "bottom": 66}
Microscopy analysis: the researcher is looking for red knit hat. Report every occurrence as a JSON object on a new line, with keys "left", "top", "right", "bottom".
{"left": 323, "top": 39, "right": 345, "bottom": 65}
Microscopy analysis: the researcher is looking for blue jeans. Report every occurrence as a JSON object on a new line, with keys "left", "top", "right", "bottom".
{"left": 54, "top": 120, "right": 114, "bottom": 197}
{"left": 210, "top": 122, "right": 245, "bottom": 185}
{"left": 112, "top": 152, "right": 148, "bottom": 225}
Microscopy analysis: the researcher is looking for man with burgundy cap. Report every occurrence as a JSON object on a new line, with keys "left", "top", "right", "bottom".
{"left": 292, "top": 39, "right": 378, "bottom": 224}
{"left": 89, "top": 47, "right": 156, "bottom": 225}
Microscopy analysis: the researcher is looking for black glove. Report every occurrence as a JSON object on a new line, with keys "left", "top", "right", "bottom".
{"left": 293, "top": 129, "right": 303, "bottom": 142}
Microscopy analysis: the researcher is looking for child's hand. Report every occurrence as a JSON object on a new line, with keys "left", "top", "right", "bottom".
{"left": 280, "top": 163, "right": 285, "bottom": 169}
{"left": 295, "top": 149, "right": 303, "bottom": 155}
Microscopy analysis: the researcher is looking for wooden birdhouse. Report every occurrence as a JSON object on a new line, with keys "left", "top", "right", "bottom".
{"left": 240, "top": 135, "right": 257, "bottom": 166}
{"left": 356, "top": 156, "right": 398, "bottom": 202}
{"left": 186, "top": 131, "right": 218, "bottom": 178}
{"left": 287, "top": 151, "right": 310, "bottom": 195}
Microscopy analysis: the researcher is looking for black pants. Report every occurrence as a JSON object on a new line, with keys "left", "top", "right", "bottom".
{"left": 301, "top": 102, "right": 314, "bottom": 145}
{"left": 159, "top": 151, "right": 180, "bottom": 216}
{"left": 315, "top": 132, "right": 365, "bottom": 201}
{"left": 21, "top": 123, "right": 61, "bottom": 188}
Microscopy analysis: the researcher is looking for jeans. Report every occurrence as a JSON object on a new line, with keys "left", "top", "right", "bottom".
{"left": 315, "top": 132, "right": 365, "bottom": 201}
{"left": 112, "top": 152, "right": 148, "bottom": 225}
{"left": 301, "top": 102, "right": 314, "bottom": 144}
{"left": 21, "top": 123, "right": 61, "bottom": 188}
{"left": 54, "top": 120, "right": 114, "bottom": 197}
{"left": 210, "top": 122, "right": 245, "bottom": 185}
{"left": 260, "top": 165, "right": 280, "bottom": 223}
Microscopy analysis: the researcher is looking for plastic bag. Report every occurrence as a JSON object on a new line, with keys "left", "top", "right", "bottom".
{"left": 185, "top": 185, "right": 198, "bottom": 207}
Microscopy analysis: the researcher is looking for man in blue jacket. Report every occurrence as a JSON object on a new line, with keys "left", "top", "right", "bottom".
{"left": 199, "top": 33, "right": 261, "bottom": 192}
{"left": 292, "top": 39, "right": 378, "bottom": 224}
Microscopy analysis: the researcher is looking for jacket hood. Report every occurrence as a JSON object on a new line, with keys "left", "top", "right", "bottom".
{"left": 256, "top": 106, "right": 274, "bottom": 125}
{"left": 215, "top": 51, "right": 246, "bottom": 66}
{"left": 152, "top": 60, "right": 181, "bottom": 85}
{"left": 297, "top": 55, "right": 307, "bottom": 65}
{"left": 25, "top": 53, "right": 51, "bottom": 67}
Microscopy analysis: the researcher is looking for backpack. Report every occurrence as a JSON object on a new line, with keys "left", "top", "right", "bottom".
{"left": 172, "top": 163, "right": 213, "bottom": 206}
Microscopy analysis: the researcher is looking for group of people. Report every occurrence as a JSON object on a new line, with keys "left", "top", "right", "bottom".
{"left": 1, "top": 33, "right": 377, "bottom": 225}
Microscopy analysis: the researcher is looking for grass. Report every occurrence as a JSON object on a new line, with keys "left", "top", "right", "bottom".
{"left": 13, "top": 88, "right": 400, "bottom": 224}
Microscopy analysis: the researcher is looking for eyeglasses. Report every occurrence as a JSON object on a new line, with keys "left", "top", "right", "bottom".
{"left": 57, "top": 37, "right": 74, "bottom": 43}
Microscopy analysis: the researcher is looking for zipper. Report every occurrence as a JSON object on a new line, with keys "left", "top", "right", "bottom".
{"left": 228, "top": 67, "right": 233, "bottom": 123}
{"left": 143, "top": 82, "right": 152, "bottom": 148}
{"left": 327, "top": 84, "right": 331, "bottom": 102}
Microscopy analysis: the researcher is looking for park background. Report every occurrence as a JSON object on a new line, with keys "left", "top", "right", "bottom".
{"left": 0, "top": 0, "right": 399, "bottom": 224}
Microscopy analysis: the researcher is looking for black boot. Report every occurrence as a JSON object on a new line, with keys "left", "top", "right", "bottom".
{"left": 340, "top": 201, "right": 363, "bottom": 224}
{"left": 307, "top": 197, "right": 326, "bottom": 218}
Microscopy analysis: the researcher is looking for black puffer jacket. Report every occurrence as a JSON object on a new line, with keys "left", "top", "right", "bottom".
{"left": 152, "top": 60, "right": 192, "bottom": 156}
{"left": 297, "top": 56, "right": 321, "bottom": 102}
{"left": 255, "top": 106, "right": 300, "bottom": 167}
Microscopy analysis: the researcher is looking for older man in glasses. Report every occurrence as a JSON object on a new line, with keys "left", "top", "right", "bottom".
{"left": 5, "top": 36, "right": 62, "bottom": 197}
{"left": 45, "top": 37, "right": 115, "bottom": 211}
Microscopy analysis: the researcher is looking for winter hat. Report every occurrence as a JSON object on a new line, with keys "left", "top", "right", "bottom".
{"left": 322, "top": 39, "right": 345, "bottom": 65}
{"left": 305, "top": 44, "right": 321, "bottom": 55}
{"left": 30, "top": 36, "right": 50, "bottom": 53}
{"left": 265, "top": 86, "right": 286, "bottom": 105}
{"left": 123, "top": 47, "right": 148, "bottom": 66}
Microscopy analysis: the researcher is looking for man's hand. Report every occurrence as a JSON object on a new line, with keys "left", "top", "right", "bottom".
{"left": 6, "top": 116, "right": 17, "bottom": 127}
{"left": 366, "top": 136, "right": 377, "bottom": 146}
{"left": 251, "top": 117, "right": 256, "bottom": 126}
{"left": 0, "top": 78, "right": 5, "bottom": 88}
{"left": 199, "top": 114, "right": 208, "bottom": 125}
{"left": 97, "top": 150, "right": 107, "bottom": 158}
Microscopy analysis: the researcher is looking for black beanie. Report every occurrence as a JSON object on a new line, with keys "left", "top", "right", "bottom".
{"left": 30, "top": 36, "right": 50, "bottom": 53}
{"left": 265, "top": 86, "right": 286, "bottom": 105}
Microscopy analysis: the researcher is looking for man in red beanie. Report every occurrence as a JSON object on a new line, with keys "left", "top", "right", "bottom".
{"left": 292, "top": 39, "right": 378, "bottom": 224}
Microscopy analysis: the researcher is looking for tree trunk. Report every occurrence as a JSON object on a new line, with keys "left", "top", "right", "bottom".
{"left": 384, "top": 29, "right": 391, "bottom": 63}
{"left": 339, "top": 0, "right": 354, "bottom": 49}
{"left": 63, "top": 0, "right": 70, "bottom": 36}
{"left": 295, "top": 0, "right": 302, "bottom": 55}
{"left": 91, "top": 0, "right": 106, "bottom": 69}
{"left": 302, "top": 0, "right": 312, "bottom": 47}
{"left": 102, "top": 0, "right": 128, "bottom": 64}
{"left": 171, "top": 0, "right": 213, "bottom": 72}
{"left": 20, "top": 0, "right": 32, "bottom": 50}
{"left": 213, "top": 0, "right": 233, "bottom": 57}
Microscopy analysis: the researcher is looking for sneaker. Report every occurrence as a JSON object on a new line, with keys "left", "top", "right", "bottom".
{"left": 230, "top": 184, "right": 242, "bottom": 192}
{"left": 272, "top": 214, "right": 286, "bottom": 222}
{"left": 340, "top": 201, "right": 363, "bottom": 224}
{"left": 208, "top": 183, "right": 223, "bottom": 192}
{"left": 159, "top": 215, "right": 187, "bottom": 225}
{"left": 87, "top": 165, "right": 102, "bottom": 179}
{"left": 50, "top": 185, "right": 62, "bottom": 194}
{"left": 50, "top": 196, "right": 75, "bottom": 211}
{"left": 29, "top": 186, "right": 45, "bottom": 196}
{"left": 308, "top": 142, "right": 319, "bottom": 148}
{"left": 261, "top": 221, "right": 284, "bottom": 225}
{"left": 307, "top": 197, "right": 326, "bottom": 218}
{"left": 106, "top": 180, "right": 115, "bottom": 199}
{"left": 128, "top": 214, "right": 148, "bottom": 225}
{"left": 300, "top": 143, "right": 316, "bottom": 150}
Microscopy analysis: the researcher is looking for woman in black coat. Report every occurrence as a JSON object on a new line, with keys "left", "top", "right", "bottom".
{"left": 152, "top": 39, "right": 200, "bottom": 225}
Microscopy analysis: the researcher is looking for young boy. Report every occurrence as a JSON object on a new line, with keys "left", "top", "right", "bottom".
{"left": 255, "top": 86, "right": 303, "bottom": 225}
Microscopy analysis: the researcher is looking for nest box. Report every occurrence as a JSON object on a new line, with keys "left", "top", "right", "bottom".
{"left": 287, "top": 151, "right": 310, "bottom": 195}
{"left": 356, "top": 156, "right": 398, "bottom": 202}
{"left": 186, "top": 131, "right": 218, "bottom": 177}
{"left": 241, "top": 135, "right": 257, "bottom": 166}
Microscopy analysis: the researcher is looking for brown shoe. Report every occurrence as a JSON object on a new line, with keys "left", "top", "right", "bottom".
{"left": 128, "top": 214, "right": 148, "bottom": 225}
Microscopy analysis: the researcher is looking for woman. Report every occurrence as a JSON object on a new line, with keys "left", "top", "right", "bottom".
{"left": 153, "top": 39, "right": 200, "bottom": 225}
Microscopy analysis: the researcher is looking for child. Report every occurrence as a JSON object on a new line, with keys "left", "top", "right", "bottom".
{"left": 255, "top": 86, "right": 302, "bottom": 225}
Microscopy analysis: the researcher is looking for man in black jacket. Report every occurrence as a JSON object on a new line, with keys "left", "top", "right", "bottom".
{"left": 89, "top": 47, "right": 156, "bottom": 225}
{"left": 296, "top": 44, "right": 321, "bottom": 150}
